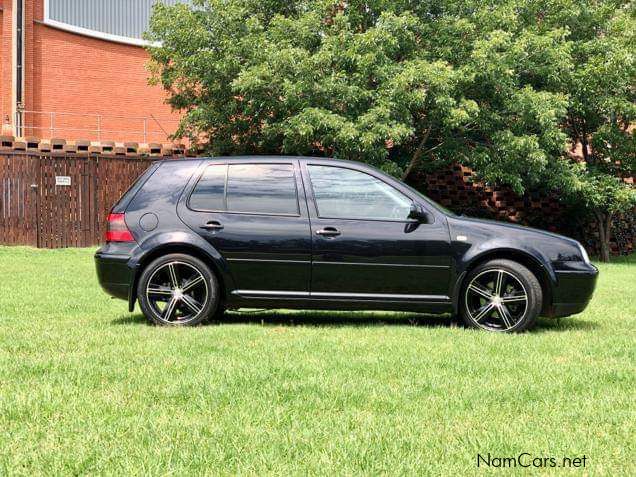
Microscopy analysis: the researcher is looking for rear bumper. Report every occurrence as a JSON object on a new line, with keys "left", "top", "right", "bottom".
{"left": 549, "top": 301, "right": 591, "bottom": 317}
{"left": 545, "top": 263, "right": 599, "bottom": 318}
{"left": 95, "top": 250, "right": 134, "bottom": 301}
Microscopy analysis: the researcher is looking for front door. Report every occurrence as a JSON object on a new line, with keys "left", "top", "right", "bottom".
{"left": 301, "top": 163, "right": 452, "bottom": 300}
{"left": 178, "top": 159, "right": 311, "bottom": 294}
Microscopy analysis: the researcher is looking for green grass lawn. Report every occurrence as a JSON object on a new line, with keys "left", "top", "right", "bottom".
{"left": 0, "top": 246, "right": 634, "bottom": 475}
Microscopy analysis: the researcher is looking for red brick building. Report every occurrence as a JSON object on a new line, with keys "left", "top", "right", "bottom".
{"left": 0, "top": 0, "right": 184, "bottom": 144}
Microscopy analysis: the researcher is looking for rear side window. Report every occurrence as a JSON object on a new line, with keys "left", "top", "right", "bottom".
{"left": 189, "top": 163, "right": 299, "bottom": 215}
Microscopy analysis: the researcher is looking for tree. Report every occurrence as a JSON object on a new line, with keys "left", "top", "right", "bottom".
{"left": 563, "top": 172, "right": 635, "bottom": 261}
{"left": 556, "top": 1, "right": 636, "bottom": 261}
{"left": 147, "top": 0, "right": 635, "bottom": 261}
{"left": 146, "top": 0, "right": 567, "bottom": 180}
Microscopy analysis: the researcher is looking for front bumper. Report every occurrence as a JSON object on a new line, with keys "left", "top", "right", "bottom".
{"left": 546, "top": 262, "right": 599, "bottom": 317}
{"left": 95, "top": 248, "right": 135, "bottom": 301}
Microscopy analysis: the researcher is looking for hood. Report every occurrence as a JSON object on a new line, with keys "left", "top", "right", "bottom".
{"left": 447, "top": 215, "right": 585, "bottom": 263}
{"left": 456, "top": 216, "right": 579, "bottom": 243}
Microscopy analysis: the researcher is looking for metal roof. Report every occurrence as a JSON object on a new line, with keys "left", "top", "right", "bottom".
{"left": 45, "top": 0, "right": 192, "bottom": 44}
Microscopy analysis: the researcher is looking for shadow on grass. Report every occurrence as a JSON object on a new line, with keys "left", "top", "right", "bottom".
{"left": 534, "top": 316, "right": 599, "bottom": 332}
{"left": 112, "top": 311, "right": 453, "bottom": 328}
{"left": 111, "top": 310, "right": 598, "bottom": 331}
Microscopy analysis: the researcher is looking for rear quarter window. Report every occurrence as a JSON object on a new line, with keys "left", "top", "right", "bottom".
{"left": 110, "top": 162, "right": 160, "bottom": 213}
{"left": 126, "top": 160, "right": 202, "bottom": 213}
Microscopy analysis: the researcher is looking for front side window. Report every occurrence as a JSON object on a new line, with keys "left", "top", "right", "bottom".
{"left": 307, "top": 165, "right": 412, "bottom": 220}
{"left": 189, "top": 163, "right": 299, "bottom": 215}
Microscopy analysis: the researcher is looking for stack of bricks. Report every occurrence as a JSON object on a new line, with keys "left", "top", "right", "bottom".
{"left": 412, "top": 164, "right": 635, "bottom": 256}
{"left": 0, "top": 135, "right": 193, "bottom": 157}
{"left": 414, "top": 164, "right": 565, "bottom": 230}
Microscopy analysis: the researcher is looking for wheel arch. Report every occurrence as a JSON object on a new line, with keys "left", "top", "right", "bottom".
{"left": 128, "top": 236, "right": 233, "bottom": 312}
{"left": 452, "top": 248, "right": 554, "bottom": 315}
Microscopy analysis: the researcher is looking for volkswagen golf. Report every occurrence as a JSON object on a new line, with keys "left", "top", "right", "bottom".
{"left": 95, "top": 156, "right": 598, "bottom": 332}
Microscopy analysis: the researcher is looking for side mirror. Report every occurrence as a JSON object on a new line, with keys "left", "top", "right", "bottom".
{"left": 408, "top": 203, "right": 430, "bottom": 223}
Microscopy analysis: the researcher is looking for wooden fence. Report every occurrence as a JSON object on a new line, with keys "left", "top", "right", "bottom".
{"left": 1, "top": 151, "right": 633, "bottom": 255}
{"left": 0, "top": 152, "right": 156, "bottom": 248}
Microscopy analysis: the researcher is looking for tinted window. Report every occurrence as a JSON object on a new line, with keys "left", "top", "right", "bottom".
{"left": 189, "top": 163, "right": 298, "bottom": 215}
{"left": 189, "top": 164, "right": 226, "bottom": 211}
{"left": 227, "top": 164, "right": 298, "bottom": 215}
{"left": 308, "top": 165, "right": 412, "bottom": 220}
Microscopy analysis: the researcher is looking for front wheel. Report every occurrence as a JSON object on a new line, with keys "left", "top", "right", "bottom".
{"left": 137, "top": 253, "right": 220, "bottom": 326}
{"left": 460, "top": 259, "right": 542, "bottom": 332}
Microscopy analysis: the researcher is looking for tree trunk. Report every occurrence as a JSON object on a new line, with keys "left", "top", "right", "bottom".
{"left": 594, "top": 210, "right": 612, "bottom": 263}
{"left": 402, "top": 126, "right": 432, "bottom": 181}
{"left": 580, "top": 121, "right": 591, "bottom": 164}
{"left": 581, "top": 135, "right": 590, "bottom": 163}
{"left": 599, "top": 237, "right": 611, "bottom": 263}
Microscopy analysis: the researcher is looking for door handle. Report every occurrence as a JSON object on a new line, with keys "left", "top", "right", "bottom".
{"left": 200, "top": 221, "right": 224, "bottom": 231}
{"left": 316, "top": 227, "right": 341, "bottom": 237}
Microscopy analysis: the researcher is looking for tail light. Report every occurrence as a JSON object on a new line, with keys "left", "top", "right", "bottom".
{"left": 106, "top": 213, "right": 135, "bottom": 242}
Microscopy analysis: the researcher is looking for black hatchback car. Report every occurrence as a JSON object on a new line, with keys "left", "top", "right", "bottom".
{"left": 95, "top": 156, "right": 598, "bottom": 332}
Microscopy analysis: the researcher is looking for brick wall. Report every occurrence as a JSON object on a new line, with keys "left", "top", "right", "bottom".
{"left": 1, "top": 0, "right": 181, "bottom": 143}
{"left": 25, "top": 23, "right": 181, "bottom": 142}
{"left": 1, "top": 1, "right": 11, "bottom": 131}
{"left": 412, "top": 165, "right": 635, "bottom": 257}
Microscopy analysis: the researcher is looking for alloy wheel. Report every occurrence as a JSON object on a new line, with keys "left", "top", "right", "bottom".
{"left": 464, "top": 269, "right": 528, "bottom": 331}
{"left": 145, "top": 261, "right": 209, "bottom": 324}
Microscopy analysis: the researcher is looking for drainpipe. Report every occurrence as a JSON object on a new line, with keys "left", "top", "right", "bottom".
{"left": 15, "top": 0, "right": 24, "bottom": 137}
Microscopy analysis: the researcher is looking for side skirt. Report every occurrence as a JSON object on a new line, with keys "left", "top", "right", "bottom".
{"left": 228, "top": 290, "right": 453, "bottom": 314}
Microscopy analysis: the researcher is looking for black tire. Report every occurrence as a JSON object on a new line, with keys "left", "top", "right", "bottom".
{"left": 137, "top": 253, "right": 220, "bottom": 326}
{"left": 460, "top": 259, "right": 542, "bottom": 333}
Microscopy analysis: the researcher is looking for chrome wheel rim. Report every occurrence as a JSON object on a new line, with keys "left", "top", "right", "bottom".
{"left": 465, "top": 269, "right": 528, "bottom": 331}
{"left": 146, "top": 261, "right": 209, "bottom": 324}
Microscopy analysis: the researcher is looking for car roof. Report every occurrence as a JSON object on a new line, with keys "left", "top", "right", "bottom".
{"left": 161, "top": 155, "right": 371, "bottom": 169}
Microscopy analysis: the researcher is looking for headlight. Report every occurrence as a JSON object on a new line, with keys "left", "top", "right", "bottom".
{"left": 578, "top": 242, "right": 591, "bottom": 264}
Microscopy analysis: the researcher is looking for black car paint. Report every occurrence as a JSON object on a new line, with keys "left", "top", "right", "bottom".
{"left": 178, "top": 159, "right": 312, "bottom": 295}
{"left": 95, "top": 156, "right": 598, "bottom": 318}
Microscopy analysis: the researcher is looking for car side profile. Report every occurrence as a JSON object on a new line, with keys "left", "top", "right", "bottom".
{"left": 95, "top": 156, "right": 598, "bottom": 332}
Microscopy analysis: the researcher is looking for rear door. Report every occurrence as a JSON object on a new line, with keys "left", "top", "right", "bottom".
{"left": 301, "top": 162, "right": 452, "bottom": 300}
{"left": 178, "top": 158, "right": 311, "bottom": 294}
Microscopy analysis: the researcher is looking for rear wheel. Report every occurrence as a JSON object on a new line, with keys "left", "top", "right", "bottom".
{"left": 138, "top": 253, "right": 219, "bottom": 326}
{"left": 460, "top": 259, "right": 542, "bottom": 332}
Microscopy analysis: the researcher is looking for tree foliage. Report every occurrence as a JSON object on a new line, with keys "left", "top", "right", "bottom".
{"left": 147, "top": 0, "right": 635, "bottom": 260}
